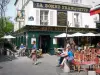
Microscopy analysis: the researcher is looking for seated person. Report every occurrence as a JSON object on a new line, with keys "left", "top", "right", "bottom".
{"left": 18, "top": 43, "right": 24, "bottom": 56}
{"left": 56, "top": 48, "right": 68, "bottom": 67}
{"left": 67, "top": 47, "right": 74, "bottom": 69}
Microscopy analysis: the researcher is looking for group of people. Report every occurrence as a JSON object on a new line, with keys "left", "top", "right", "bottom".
{"left": 17, "top": 41, "right": 38, "bottom": 65}
{"left": 56, "top": 42, "right": 100, "bottom": 72}
{"left": 56, "top": 46, "right": 74, "bottom": 70}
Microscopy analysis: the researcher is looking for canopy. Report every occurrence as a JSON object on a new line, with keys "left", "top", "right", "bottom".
{"left": 1, "top": 35, "right": 16, "bottom": 39}
{"left": 72, "top": 32, "right": 84, "bottom": 37}
{"left": 55, "top": 33, "right": 73, "bottom": 38}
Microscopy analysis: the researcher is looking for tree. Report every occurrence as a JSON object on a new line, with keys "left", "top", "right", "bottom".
{"left": 3, "top": 17, "right": 14, "bottom": 34}
{"left": 0, "top": 0, "right": 10, "bottom": 38}
{"left": 0, "top": 17, "right": 14, "bottom": 38}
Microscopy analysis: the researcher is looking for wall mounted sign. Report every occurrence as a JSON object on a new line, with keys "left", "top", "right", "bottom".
{"left": 31, "top": 38, "right": 36, "bottom": 44}
{"left": 16, "top": 10, "right": 25, "bottom": 22}
{"left": 28, "top": 16, "right": 34, "bottom": 21}
{"left": 53, "top": 38, "right": 57, "bottom": 44}
{"left": 33, "top": 2, "right": 90, "bottom": 13}
{"left": 24, "top": 26, "right": 96, "bottom": 33}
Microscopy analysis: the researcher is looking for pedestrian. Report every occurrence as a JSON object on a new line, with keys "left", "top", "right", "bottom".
{"left": 31, "top": 41, "right": 38, "bottom": 65}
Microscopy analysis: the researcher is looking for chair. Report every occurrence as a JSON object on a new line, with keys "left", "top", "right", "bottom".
{"left": 73, "top": 52, "right": 81, "bottom": 72}
{"left": 36, "top": 49, "right": 43, "bottom": 58}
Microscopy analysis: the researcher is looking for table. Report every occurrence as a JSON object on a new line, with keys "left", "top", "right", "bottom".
{"left": 81, "top": 61, "right": 96, "bottom": 70}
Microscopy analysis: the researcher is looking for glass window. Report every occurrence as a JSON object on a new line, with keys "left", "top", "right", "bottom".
{"left": 74, "top": 13, "right": 79, "bottom": 23}
{"left": 74, "top": 13, "right": 79, "bottom": 27}
{"left": 40, "top": 10, "right": 48, "bottom": 26}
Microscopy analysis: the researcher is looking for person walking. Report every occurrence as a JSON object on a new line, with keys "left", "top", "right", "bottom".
{"left": 31, "top": 41, "right": 37, "bottom": 65}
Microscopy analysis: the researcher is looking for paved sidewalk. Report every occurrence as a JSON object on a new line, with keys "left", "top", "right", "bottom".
{"left": 0, "top": 54, "right": 88, "bottom": 75}
{"left": 0, "top": 54, "right": 59, "bottom": 75}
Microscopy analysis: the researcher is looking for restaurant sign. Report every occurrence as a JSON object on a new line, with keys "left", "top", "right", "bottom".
{"left": 33, "top": 2, "right": 90, "bottom": 13}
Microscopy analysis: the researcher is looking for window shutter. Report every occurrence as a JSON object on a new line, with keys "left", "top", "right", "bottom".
{"left": 36, "top": 9, "right": 40, "bottom": 25}
{"left": 78, "top": 13, "right": 82, "bottom": 27}
{"left": 50, "top": 11, "right": 54, "bottom": 25}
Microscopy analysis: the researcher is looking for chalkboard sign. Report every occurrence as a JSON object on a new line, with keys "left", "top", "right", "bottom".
{"left": 57, "top": 11, "right": 67, "bottom": 26}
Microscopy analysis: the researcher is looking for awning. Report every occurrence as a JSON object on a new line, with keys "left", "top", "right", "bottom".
{"left": 90, "top": 9, "right": 100, "bottom": 16}
{"left": 90, "top": 5, "right": 100, "bottom": 16}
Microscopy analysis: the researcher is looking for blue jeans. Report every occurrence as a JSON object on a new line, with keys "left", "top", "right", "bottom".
{"left": 59, "top": 57, "right": 64, "bottom": 65}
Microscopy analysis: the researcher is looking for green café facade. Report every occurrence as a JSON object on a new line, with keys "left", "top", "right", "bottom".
{"left": 13, "top": 2, "right": 97, "bottom": 54}
{"left": 13, "top": 25, "right": 97, "bottom": 55}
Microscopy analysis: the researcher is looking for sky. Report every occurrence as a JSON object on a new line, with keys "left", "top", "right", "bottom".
{"left": 6, "top": 0, "right": 100, "bottom": 23}
{"left": 6, "top": 0, "right": 16, "bottom": 22}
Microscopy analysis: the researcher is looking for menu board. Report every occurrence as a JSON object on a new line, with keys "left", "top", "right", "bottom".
{"left": 57, "top": 11, "right": 67, "bottom": 26}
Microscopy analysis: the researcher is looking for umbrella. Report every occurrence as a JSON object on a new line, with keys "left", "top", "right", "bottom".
{"left": 55, "top": 33, "right": 73, "bottom": 38}
{"left": 84, "top": 32, "right": 95, "bottom": 36}
{"left": 1, "top": 35, "right": 15, "bottom": 39}
{"left": 95, "top": 33, "right": 100, "bottom": 36}
{"left": 72, "top": 32, "right": 84, "bottom": 37}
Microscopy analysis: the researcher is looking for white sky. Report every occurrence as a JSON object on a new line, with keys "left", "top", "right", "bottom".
{"left": 6, "top": 0, "right": 100, "bottom": 22}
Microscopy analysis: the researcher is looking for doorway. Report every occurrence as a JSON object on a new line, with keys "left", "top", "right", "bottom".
{"left": 39, "top": 35, "right": 50, "bottom": 53}
{"left": 57, "top": 38, "right": 64, "bottom": 48}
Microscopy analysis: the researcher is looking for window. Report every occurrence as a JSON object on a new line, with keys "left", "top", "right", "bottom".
{"left": 74, "top": 13, "right": 79, "bottom": 27}
{"left": 40, "top": 10, "right": 49, "bottom": 26}
{"left": 74, "top": 13, "right": 79, "bottom": 23}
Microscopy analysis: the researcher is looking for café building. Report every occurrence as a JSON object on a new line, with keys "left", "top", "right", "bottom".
{"left": 14, "top": 0, "right": 97, "bottom": 54}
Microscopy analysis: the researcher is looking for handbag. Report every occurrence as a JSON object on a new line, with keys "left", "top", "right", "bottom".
{"left": 31, "top": 49, "right": 36, "bottom": 54}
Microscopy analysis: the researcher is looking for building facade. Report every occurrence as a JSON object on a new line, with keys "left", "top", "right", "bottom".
{"left": 14, "top": 0, "right": 97, "bottom": 54}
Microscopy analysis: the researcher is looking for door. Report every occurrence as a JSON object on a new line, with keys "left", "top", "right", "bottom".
{"left": 39, "top": 35, "right": 50, "bottom": 53}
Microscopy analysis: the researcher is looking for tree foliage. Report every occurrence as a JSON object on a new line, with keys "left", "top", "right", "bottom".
{"left": 0, "top": 17, "right": 14, "bottom": 38}
{"left": 0, "top": 0, "right": 11, "bottom": 38}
